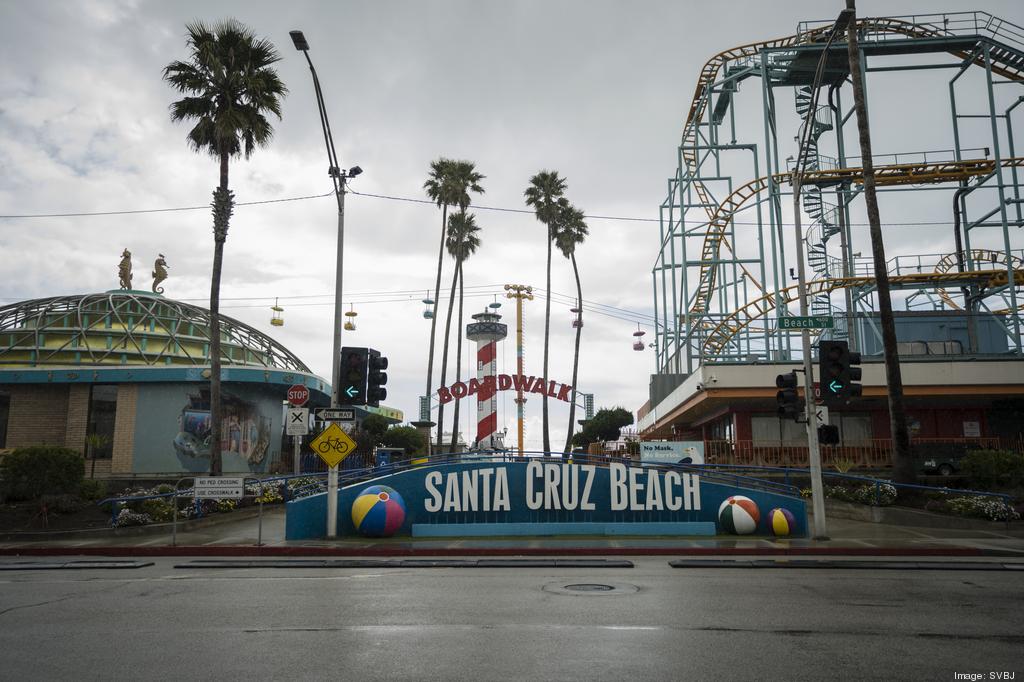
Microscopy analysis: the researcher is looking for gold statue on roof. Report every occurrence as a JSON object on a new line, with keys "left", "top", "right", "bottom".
{"left": 118, "top": 249, "right": 132, "bottom": 290}
{"left": 152, "top": 254, "right": 169, "bottom": 294}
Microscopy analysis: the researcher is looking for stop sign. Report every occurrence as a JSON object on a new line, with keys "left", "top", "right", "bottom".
{"left": 287, "top": 384, "right": 310, "bottom": 406}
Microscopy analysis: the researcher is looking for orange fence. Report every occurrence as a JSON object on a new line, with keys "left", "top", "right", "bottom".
{"left": 704, "top": 438, "right": 1013, "bottom": 468}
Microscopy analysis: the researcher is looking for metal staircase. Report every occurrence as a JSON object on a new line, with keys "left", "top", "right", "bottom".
{"left": 794, "top": 85, "right": 847, "bottom": 338}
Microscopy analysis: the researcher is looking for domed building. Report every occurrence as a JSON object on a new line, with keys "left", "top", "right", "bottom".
{"left": 0, "top": 290, "right": 332, "bottom": 477}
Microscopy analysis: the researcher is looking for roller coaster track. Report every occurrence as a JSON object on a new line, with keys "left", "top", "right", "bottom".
{"left": 701, "top": 269, "right": 1024, "bottom": 356}
{"left": 681, "top": 16, "right": 1024, "bottom": 317}
{"left": 689, "top": 157, "right": 1024, "bottom": 316}
{"left": 934, "top": 248, "right": 1024, "bottom": 312}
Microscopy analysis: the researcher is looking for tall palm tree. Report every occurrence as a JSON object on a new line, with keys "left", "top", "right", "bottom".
{"left": 164, "top": 20, "right": 286, "bottom": 475}
{"left": 445, "top": 213, "right": 482, "bottom": 451}
{"left": 430, "top": 161, "right": 484, "bottom": 449}
{"left": 422, "top": 158, "right": 457, "bottom": 442}
{"left": 554, "top": 202, "right": 588, "bottom": 453}
{"left": 524, "top": 170, "right": 567, "bottom": 455}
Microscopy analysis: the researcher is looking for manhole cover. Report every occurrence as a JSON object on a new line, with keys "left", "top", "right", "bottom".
{"left": 565, "top": 583, "right": 615, "bottom": 592}
{"left": 543, "top": 581, "right": 639, "bottom": 596}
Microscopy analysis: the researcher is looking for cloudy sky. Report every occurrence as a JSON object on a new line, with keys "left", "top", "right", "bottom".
{"left": 1, "top": 0, "right": 1021, "bottom": 450}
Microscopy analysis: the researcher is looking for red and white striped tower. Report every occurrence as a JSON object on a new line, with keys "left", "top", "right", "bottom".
{"left": 466, "top": 310, "right": 507, "bottom": 449}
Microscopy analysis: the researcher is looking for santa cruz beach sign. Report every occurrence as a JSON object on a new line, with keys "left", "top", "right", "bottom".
{"left": 285, "top": 459, "right": 808, "bottom": 540}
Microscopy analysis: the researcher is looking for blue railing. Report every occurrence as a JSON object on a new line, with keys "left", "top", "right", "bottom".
{"left": 687, "top": 463, "right": 1015, "bottom": 512}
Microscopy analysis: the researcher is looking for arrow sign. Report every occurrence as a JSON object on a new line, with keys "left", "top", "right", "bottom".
{"left": 345, "top": 385, "right": 358, "bottom": 398}
{"left": 828, "top": 380, "right": 844, "bottom": 393}
{"left": 316, "top": 408, "right": 355, "bottom": 422}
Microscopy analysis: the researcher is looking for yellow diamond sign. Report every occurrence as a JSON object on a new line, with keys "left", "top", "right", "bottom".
{"left": 309, "top": 422, "right": 357, "bottom": 468}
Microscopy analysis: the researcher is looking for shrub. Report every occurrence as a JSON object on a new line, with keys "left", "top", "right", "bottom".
{"left": 947, "top": 495, "right": 1020, "bottom": 522}
{"left": 960, "top": 450, "right": 1024, "bottom": 491}
{"left": 41, "top": 493, "right": 85, "bottom": 514}
{"left": 825, "top": 482, "right": 897, "bottom": 506}
{"left": 140, "top": 498, "right": 175, "bottom": 523}
{"left": 79, "top": 479, "right": 108, "bottom": 502}
{"left": 154, "top": 484, "right": 175, "bottom": 495}
{"left": 0, "top": 446, "right": 85, "bottom": 501}
{"left": 112, "top": 508, "right": 153, "bottom": 527}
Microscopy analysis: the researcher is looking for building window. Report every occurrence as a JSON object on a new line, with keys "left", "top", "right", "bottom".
{"left": 752, "top": 415, "right": 805, "bottom": 445}
{"left": 86, "top": 385, "right": 117, "bottom": 459}
{"left": 0, "top": 390, "right": 9, "bottom": 448}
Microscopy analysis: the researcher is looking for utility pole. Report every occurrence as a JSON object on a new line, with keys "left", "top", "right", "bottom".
{"left": 504, "top": 284, "right": 533, "bottom": 457}
{"left": 844, "top": 1, "right": 915, "bottom": 483}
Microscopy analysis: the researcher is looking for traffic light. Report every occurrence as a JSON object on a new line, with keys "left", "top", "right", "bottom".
{"left": 818, "top": 340, "right": 862, "bottom": 404}
{"left": 817, "top": 424, "right": 840, "bottom": 445}
{"left": 776, "top": 371, "right": 802, "bottom": 421}
{"left": 339, "top": 347, "right": 368, "bottom": 405}
{"left": 367, "top": 348, "right": 388, "bottom": 407}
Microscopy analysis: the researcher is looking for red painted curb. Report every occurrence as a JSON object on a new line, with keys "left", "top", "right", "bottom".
{"left": 0, "top": 545, "right": 987, "bottom": 558}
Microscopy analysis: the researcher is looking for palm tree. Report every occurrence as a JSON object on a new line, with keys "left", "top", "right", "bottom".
{"left": 524, "top": 170, "right": 567, "bottom": 455}
{"left": 554, "top": 202, "right": 588, "bottom": 453}
{"left": 422, "top": 158, "right": 457, "bottom": 443}
{"left": 445, "top": 213, "right": 481, "bottom": 451}
{"left": 164, "top": 20, "right": 286, "bottom": 475}
{"left": 428, "top": 161, "right": 484, "bottom": 451}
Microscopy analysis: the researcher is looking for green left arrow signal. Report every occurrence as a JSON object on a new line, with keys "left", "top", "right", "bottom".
{"left": 828, "top": 380, "right": 843, "bottom": 393}
{"left": 345, "top": 386, "right": 358, "bottom": 398}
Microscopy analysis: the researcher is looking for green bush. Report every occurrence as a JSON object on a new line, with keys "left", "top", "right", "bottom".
{"left": 960, "top": 450, "right": 1024, "bottom": 491}
{"left": 41, "top": 493, "right": 84, "bottom": 514}
{"left": 139, "top": 498, "right": 176, "bottom": 523}
{"left": 0, "top": 446, "right": 85, "bottom": 501}
{"left": 79, "top": 479, "right": 108, "bottom": 501}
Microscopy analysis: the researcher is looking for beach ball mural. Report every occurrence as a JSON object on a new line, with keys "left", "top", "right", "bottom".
{"left": 768, "top": 507, "right": 796, "bottom": 536}
{"left": 351, "top": 485, "right": 407, "bottom": 537}
{"left": 717, "top": 495, "right": 761, "bottom": 535}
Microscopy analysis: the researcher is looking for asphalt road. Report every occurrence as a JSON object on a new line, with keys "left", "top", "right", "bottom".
{"left": 0, "top": 558, "right": 1021, "bottom": 681}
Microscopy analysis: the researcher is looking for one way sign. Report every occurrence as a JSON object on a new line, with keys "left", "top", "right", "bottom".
{"left": 286, "top": 407, "right": 310, "bottom": 436}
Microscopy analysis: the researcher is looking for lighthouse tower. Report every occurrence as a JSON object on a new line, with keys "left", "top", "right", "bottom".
{"left": 466, "top": 309, "right": 507, "bottom": 450}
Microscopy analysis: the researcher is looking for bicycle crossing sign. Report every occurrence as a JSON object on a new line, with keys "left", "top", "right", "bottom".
{"left": 309, "top": 422, "right": 357, "bottom": 468}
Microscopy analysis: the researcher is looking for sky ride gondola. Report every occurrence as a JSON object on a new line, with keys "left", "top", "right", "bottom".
{"left": 344, "top": 303, "right": 357, "bottom": 331}
{"left": 632, "top": 324, "right": 646, "bottom": 351}
{"left": 270, "top": 298, "right": 284, "bottom": 327}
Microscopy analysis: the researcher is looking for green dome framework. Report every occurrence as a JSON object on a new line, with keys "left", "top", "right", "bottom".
{"left": 0, "top": 291, "right": 310, "bottom": 372}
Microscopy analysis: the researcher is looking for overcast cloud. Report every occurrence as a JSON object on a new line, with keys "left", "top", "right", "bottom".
{"left": 1, "top": 0, "right": 1021, "bottom": 449}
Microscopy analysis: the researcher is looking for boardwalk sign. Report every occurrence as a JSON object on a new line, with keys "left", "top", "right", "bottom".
{"left": 437, "top": 374, "right": 573, "bottom": 404}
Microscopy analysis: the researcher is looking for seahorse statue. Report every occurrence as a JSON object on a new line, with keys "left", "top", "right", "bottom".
{"left": 152, "top": 254, "right": 169, "bottom": 294}
{"left": 118, "top": 249, "right": 132, "bottom": 290}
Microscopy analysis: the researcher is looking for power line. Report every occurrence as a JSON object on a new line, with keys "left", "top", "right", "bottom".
{"left": 0, "top": 186, "right": 959, "bottom": 227}
{"left": 0, "top": 192, "right": 334, "bottom": 219}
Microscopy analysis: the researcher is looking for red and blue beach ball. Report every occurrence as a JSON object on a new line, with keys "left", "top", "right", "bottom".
{"left": 351, "top": 485, "right": 407, "bottom": 537}
{"left": 717, "top": 495, "right": 761, "bottom": 535}
{"left": 768, "top": 507, "right": 796, "bottom": 536}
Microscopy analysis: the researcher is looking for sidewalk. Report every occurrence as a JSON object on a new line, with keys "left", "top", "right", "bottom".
{"left": 2, "top": 508, "right": 1023, "bottom": 558}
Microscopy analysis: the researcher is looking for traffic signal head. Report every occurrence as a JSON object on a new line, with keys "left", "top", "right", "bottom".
{"left": 367, "top": 348, "right": 388, "bottom": 408}
{"left": 775, "top": 371, "right": 801, "bottom": 421}
{"left": 339, "top": 347, "right": 368, "bottom": 405}
{"left": 817, "top": 424, "right": 840, "bottom": 445}
{"left": 818, "top": 340, "right": 862, "bottom": 404}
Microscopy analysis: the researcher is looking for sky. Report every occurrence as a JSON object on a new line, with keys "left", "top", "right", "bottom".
{"left": 1, "top": 0, "right": 1021, "bottom": 450}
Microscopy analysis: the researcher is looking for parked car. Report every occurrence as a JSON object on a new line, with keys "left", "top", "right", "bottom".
{"left": 914, "top": 443, "right": 974, "bottom": 476}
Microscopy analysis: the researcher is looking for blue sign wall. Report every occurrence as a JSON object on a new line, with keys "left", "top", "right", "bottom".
{"left": 286, "top": 460, "right": 807, "bottom": 539}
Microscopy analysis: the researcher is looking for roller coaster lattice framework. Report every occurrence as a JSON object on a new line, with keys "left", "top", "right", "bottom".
{"left": 652, "top": 10, "right": 1024, "bottom": 373}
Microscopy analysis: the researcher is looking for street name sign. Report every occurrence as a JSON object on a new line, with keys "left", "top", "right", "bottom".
{"left": 287, "top": 384, "right": 310, "bottom": 407}
{"left": 779, "top": 316, "right": 834, "bottom": 330}
{"left": 315, "top": 408, "right": 356, "bottom": 422}
{"left": 286, "top": 408, "right": 310, "bottom": 436}
{"left": 310, "top": 422, "right": 358, "bottom": 468}
{"left": 194, "top": 477, "right": 244, "bottom": 499}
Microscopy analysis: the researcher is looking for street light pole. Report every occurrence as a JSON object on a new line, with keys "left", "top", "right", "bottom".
{"left": 291, "top": 30, "right": 363, "bottom": 538}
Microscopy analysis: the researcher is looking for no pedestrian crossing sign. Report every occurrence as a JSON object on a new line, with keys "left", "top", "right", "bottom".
{"left": 194, "top": 477, "right": 244, "bottom": 499}
{"left": 310, "top": 422, "right": 358, "bottom": 468}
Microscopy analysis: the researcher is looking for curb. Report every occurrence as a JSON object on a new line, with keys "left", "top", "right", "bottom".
{"left": 0, "top": 545, "right": 995, "bottom": 558}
